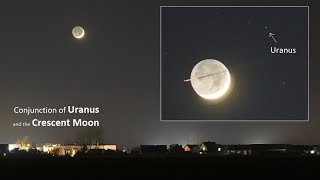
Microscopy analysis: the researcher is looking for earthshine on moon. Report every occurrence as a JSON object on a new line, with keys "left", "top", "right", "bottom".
{"left": 72, "top": 26, "right": 85, "bottom": 39}
{"left": 188, "top": 59, "right": 231, "bottom": 100}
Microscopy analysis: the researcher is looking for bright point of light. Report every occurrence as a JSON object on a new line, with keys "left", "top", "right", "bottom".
{"left": 218, "top": 148, "right": 221, "bottom": 152}
{"left": 310, "top": 150, "right": 315, "bottom": 154}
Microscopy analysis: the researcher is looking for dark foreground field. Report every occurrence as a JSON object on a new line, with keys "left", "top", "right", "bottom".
{"left": 1, "top": 156, "right": 320, "bottom": 178}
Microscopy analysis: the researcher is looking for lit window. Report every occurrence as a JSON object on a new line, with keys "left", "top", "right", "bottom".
{"left": 202, "top": 147, "right": 206, "bottom": 151}
{"left": 218, "top": 148, "right": 221, "bottom": 152}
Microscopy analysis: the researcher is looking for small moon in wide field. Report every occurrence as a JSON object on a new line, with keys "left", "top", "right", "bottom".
{"left": 72, "top": 26, "right": 85, "bottom": 39}
{"left": 190, "top": 59, "right": 231, "bottom": 100}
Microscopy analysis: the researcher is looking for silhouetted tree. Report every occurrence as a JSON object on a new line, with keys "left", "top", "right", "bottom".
{"left": 74, "top": 127, "right": 104, "bottom": 145}
{"left": 16, "top": 136, "right": 30, "bottom": 149}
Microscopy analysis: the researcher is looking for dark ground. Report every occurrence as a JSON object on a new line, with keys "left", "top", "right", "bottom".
{"left": 1, "top": 156, "right": 320, "bottom": 178}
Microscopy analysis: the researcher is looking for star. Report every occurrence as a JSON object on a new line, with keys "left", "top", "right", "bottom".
{"left": 282, "top": 81, "right": 286, "bottom": 87}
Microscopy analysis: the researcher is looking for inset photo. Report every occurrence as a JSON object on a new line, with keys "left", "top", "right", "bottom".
{"left": 160, "top": 6, "right": 309, "bottom": 121}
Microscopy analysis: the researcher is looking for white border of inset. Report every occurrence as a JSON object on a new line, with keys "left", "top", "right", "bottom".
{"left": 160, "top": 6, "right": 309, "bottom": 122}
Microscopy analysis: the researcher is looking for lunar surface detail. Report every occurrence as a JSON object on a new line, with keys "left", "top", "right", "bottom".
{"left": 72, "top": 26, "right": 85, "bottom": 39}
{"left": 189, "top": 59, "right": 231, "bottom": 100}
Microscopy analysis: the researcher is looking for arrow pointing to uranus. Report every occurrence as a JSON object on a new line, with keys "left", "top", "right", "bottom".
{"left": 269, "top": 32, "right": 277, "bottom": 43}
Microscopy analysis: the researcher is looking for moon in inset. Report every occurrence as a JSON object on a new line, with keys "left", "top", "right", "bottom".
{"left": 72, "top": 26, "right": 85, "bottom": 39}
{"left": 190, "top": 59, "right": 231, "bottom": 100}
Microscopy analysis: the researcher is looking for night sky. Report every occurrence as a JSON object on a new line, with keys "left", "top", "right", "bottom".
{"left": 161, "top": 7, "right": 308, "bottom": 120}
{"left": 0, "top": 0, "right": 319, "bottom": 147}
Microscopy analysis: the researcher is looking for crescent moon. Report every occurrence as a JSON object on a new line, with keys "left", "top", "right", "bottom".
{"left": 189, "top": 59, "right": 231, "bottom": 100}
{"left": 72, "top": 26, "right": 85, "bottom": 39}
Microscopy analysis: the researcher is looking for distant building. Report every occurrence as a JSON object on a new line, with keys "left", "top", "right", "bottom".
{"left": 87, "top": 144, "right": 117, "bottom": 151}
{"left": 251, "top": 144, "right": 289, "bottom": 155}
{"left": 225, "top": 145, "right": 252, "bottom": 155}
{"left": 140, "top": 145, "right": 167, "bottom": 155}
{"left": 9, "top": 144, "right": 20, "bottom": 151}
{"left": 0, "top": 144, "right": 33, "bottom": 155}
{"left": 287, "top": 145, "right": 319, "bottom": 155}
{"left": 197, "top": 141, "right": 218, "bottom": 155}
{"left": 84, "top": 149, "right": 117, "bottom": 157}
{"left": 168, "top": 144, "right": 184, "bottom": 153}
{"left": 42, "top": 144, "right": 117, "bottom": 156}
{"left": 9, "top": 143, "right": 32, "bottom": 151}
{"left": 183, "top": 144, "right": 198, "bottom": 152}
